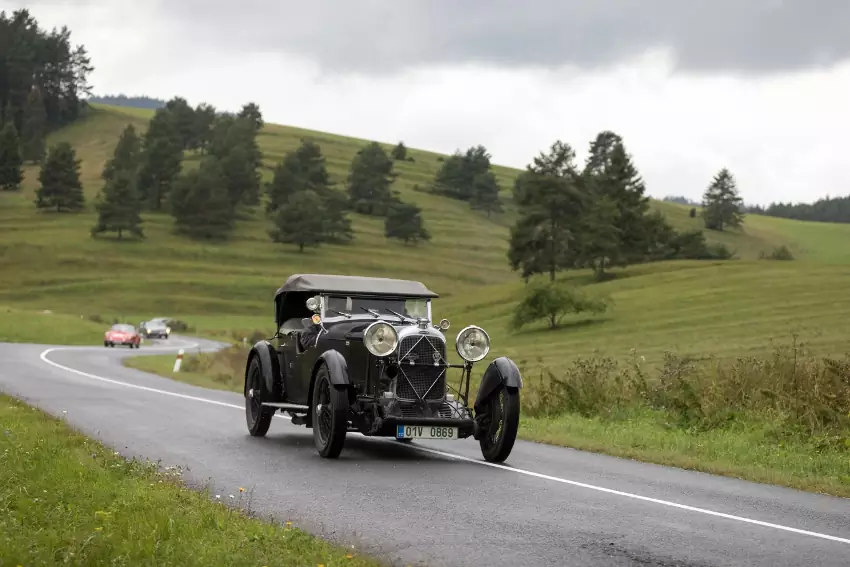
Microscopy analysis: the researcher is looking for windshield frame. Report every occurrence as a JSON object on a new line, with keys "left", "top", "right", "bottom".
{"left": 319, "top": 293, "right": 432, "bottom": 324}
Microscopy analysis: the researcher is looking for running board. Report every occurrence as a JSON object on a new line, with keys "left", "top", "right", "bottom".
{"left": 260, "top": 402, "right": 309, "bottom": 412}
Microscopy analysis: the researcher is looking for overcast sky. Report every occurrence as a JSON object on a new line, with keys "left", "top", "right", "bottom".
{"left": 8, "top": 0, "right": 850, "bottom": 205}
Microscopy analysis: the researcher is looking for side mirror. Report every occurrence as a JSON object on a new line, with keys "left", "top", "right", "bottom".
{"left": 435, "top": 318, "right": 450, "bottom": 331}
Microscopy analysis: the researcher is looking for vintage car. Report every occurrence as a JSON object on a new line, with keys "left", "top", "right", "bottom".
{"left": 140, "top": 319, "right": 170, "bottom": 339}
{"left": 104, "top": 323, "right": 141, "bottom": 348}
{"left": 243, "top": 274, "right": 523, "bottom": 463}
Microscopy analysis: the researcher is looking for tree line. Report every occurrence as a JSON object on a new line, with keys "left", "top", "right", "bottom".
{"left": 88, "top": 94, "right": 167, "bottom": 110}
{"left": 13, "top": 88, "right": 433, "bottom": 249}
{"left": 0, "top": 9, "right": 92, "bottom": 172}
{"left": 753, "top": 195, "right": 850, "bottom": 224}
{"left": 504, "top": 132, "right": 740, "bottom": 284}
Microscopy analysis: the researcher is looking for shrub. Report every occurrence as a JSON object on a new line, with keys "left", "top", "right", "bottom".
{"left": 760, "top": 245, "right": 794, "bottom": 261}
{"left": 511, "top": 280, "right": 609, "bottom": 331}
{"left": 523, "top": 336, "right": 850, "bottom": 442}
{"left": 165, "top": 318, "right": 193, "bottom": 332}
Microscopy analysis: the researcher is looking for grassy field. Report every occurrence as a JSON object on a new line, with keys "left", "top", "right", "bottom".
{"left": 0, "top": 393, "right": 380, "bottom": 566}
{"left": 2, "top": 102, "right": 850, "bottom": 500}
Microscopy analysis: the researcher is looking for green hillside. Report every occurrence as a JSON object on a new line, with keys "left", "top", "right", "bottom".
{"left": 2, "top": 102, "right": 850, "bottom": 361}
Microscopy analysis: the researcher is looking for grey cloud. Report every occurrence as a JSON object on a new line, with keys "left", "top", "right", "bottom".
{"left": 167, "top": 0, "right": 850, "bottom": 75}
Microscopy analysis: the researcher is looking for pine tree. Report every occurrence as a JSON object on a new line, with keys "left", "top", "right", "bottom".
{"left": 20, "top": 86, "right": 47, "bottom": 163}
{"left": 35, "top": 142, "right": 84, "bottom": 212}
{"left": 208, "top": 115, "right": 262, "bottom": 207}
{"left": 579, "top": 131, "right": 657, "bottom": 274}
{"left": 508, "top": 140, "right": 585, "bottom": 281}
{"left": 238, "top": 102, "right": 263, "bottom": 131}
{"left": 266, "top": 139, "right": 332, "bottom": 214}
{"left": 469, "top": 170, "right": 503, "bottom": 217}
{"left": 137, "top": 108, "right": 183, "bottom": 210}
{"left": 0, "top": 122, "right": 23, "bottom": 191}
{"left": 322, "top": 189, "right": 354, "bottom": 243}
{"left": 192, "top": 103, "right": 217, "bottom": 153}
{"left": 169, "top": 156, "right": 234, "bottom": 239}
{"left": 269, "top": 190, "right": 327, "bottom": 252}
{"left": 347, "top": 141, "right": 396, "bottom": 215}
{"left": 164, "top": 96, "right": 197, "bottom": 150}
{"left": 102, "top": 124, "right": 140, "bottom": 183}
{"left": 391, "top": 141, "right": 407, "bottom": 161}
{"left": 432, "top": 145, "right": 492, "bottom": 201}
{"left": 91, "top": 168, "right": 144, "bottom": 239}
{"left": 384, "top": 201, "right": 431, "bottom": 245}
{"left": 702, "top": 168, "right": 744, "bottom": 231}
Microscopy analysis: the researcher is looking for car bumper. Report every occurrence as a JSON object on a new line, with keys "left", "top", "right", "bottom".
{"left": 375, "top": 416, "right": 476, "bottom": 438}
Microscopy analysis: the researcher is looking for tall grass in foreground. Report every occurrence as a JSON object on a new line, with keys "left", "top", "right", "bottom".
{"left": 524, "top": 335, "right": 850, "bottom": 446}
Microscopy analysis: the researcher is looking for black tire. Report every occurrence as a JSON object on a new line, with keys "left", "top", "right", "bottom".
{"left": 245, "top": 356, "right": 274, "bottom": 437}
{"left": 479, "top": 387, "right": 520, "bottom": 463}
{"left": 103, "top": 341, "right": 108, "bottom": 347}
{"left": 312, "top": 363, "right": 348, "bottom": 459}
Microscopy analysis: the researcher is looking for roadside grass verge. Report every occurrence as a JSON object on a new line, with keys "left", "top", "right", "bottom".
{"left": 0, "top": 393, "right": 380, "bottom": 566}
{"left": 125, "top": 336, "right": 850, "bottom": 499}
{"left": 0, "top": 306, "right": 107, "bottom": 345}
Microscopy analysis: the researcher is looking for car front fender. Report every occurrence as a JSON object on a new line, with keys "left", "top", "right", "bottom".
{"left": 245, "top": 340, "right": 283, "bottom": 401}
{"left": 473, "top": 356, "right": 523, "bottom": 413}
{"left": 315, "top": 349, "right": 350, "bottom": 386}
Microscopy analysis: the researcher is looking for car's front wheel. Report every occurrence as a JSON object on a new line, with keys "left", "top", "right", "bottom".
{"left": 478, "top": 386, "right": 520, "bottom": 463}
{"left": 312, "top": 363, "right": 348, "bottom": 459}
{"left": 245, "top": 356, "right": 274, "bottom": 437}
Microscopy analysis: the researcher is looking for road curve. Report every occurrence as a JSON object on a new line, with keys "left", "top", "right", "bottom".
{"left": 0, "top": 337, "right": 848, "bottom": 567}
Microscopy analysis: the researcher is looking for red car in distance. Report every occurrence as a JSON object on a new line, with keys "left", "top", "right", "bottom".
{"left": 104, "top": 323, "right": 141, "bottom": 348}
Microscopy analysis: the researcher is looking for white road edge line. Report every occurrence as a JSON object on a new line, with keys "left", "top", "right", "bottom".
{"left": 37, "top": 346, "right": 850, "bottom": 546}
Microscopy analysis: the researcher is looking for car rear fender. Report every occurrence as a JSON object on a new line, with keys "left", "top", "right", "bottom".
{"left": 245, "top": 340, "right": 284, "bottom": 402}
{"left": 473, "top": 356, "right": 523, "bottom": 413}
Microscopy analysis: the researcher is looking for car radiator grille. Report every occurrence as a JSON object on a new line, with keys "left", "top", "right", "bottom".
{"left": 396, "top": 335, "right": 446, "bottom": 401}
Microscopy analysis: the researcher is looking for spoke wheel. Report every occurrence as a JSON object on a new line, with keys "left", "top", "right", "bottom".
{"left": 479, "top": 387, "right": 520, "bottom": 463}
{"left": 245, "top": 357, "right": 274, "bottom": 437}
{"left": 312, "top": 363, "right": 348, "bottom": 458}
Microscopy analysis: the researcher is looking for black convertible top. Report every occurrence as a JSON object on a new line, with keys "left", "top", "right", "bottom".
{"left": 275, "top": 273, "right": 439, "bottom": 299}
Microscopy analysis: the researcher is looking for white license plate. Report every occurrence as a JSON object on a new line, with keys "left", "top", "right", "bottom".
{"left": 396, "top": 424, "right": 458, "bottom": 440}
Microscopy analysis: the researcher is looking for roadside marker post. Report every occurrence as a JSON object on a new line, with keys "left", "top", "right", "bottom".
{"left": 173, "top": 349, "right": 184, "bottom": 373}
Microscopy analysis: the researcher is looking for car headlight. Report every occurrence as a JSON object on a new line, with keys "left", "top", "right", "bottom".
{"left": 455, "top": 325, "right": 490, "bottom": 362}
{"left": 166, "top": 327, "right": 171, "bottom": 334}
{"left": 363, "top": 321, "right": 398, "bottom": 357}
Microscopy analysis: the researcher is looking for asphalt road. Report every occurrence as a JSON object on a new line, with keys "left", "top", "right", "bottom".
{"left": 1, "top": 337, "right": 848, "bottom": 566}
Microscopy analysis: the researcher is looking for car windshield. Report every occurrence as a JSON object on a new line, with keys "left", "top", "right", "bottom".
{"left": 111, "top": 324, "right": 135, "bottom": 332}
{"left": 324, "top": 295, "right": 428, "bottom": 320}
{"left": 146, "top": 321, "right": 166, "bottom": 329}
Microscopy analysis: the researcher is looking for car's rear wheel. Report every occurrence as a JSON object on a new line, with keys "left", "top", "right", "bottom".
{"left": 245, "top": 356, "right": 274, "bottom": 437}
{"left": 478, "top": 386, "right": 520, "bottom": 463}
{"left": 312, "top": 363, "right": 348, "bottom": 459}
